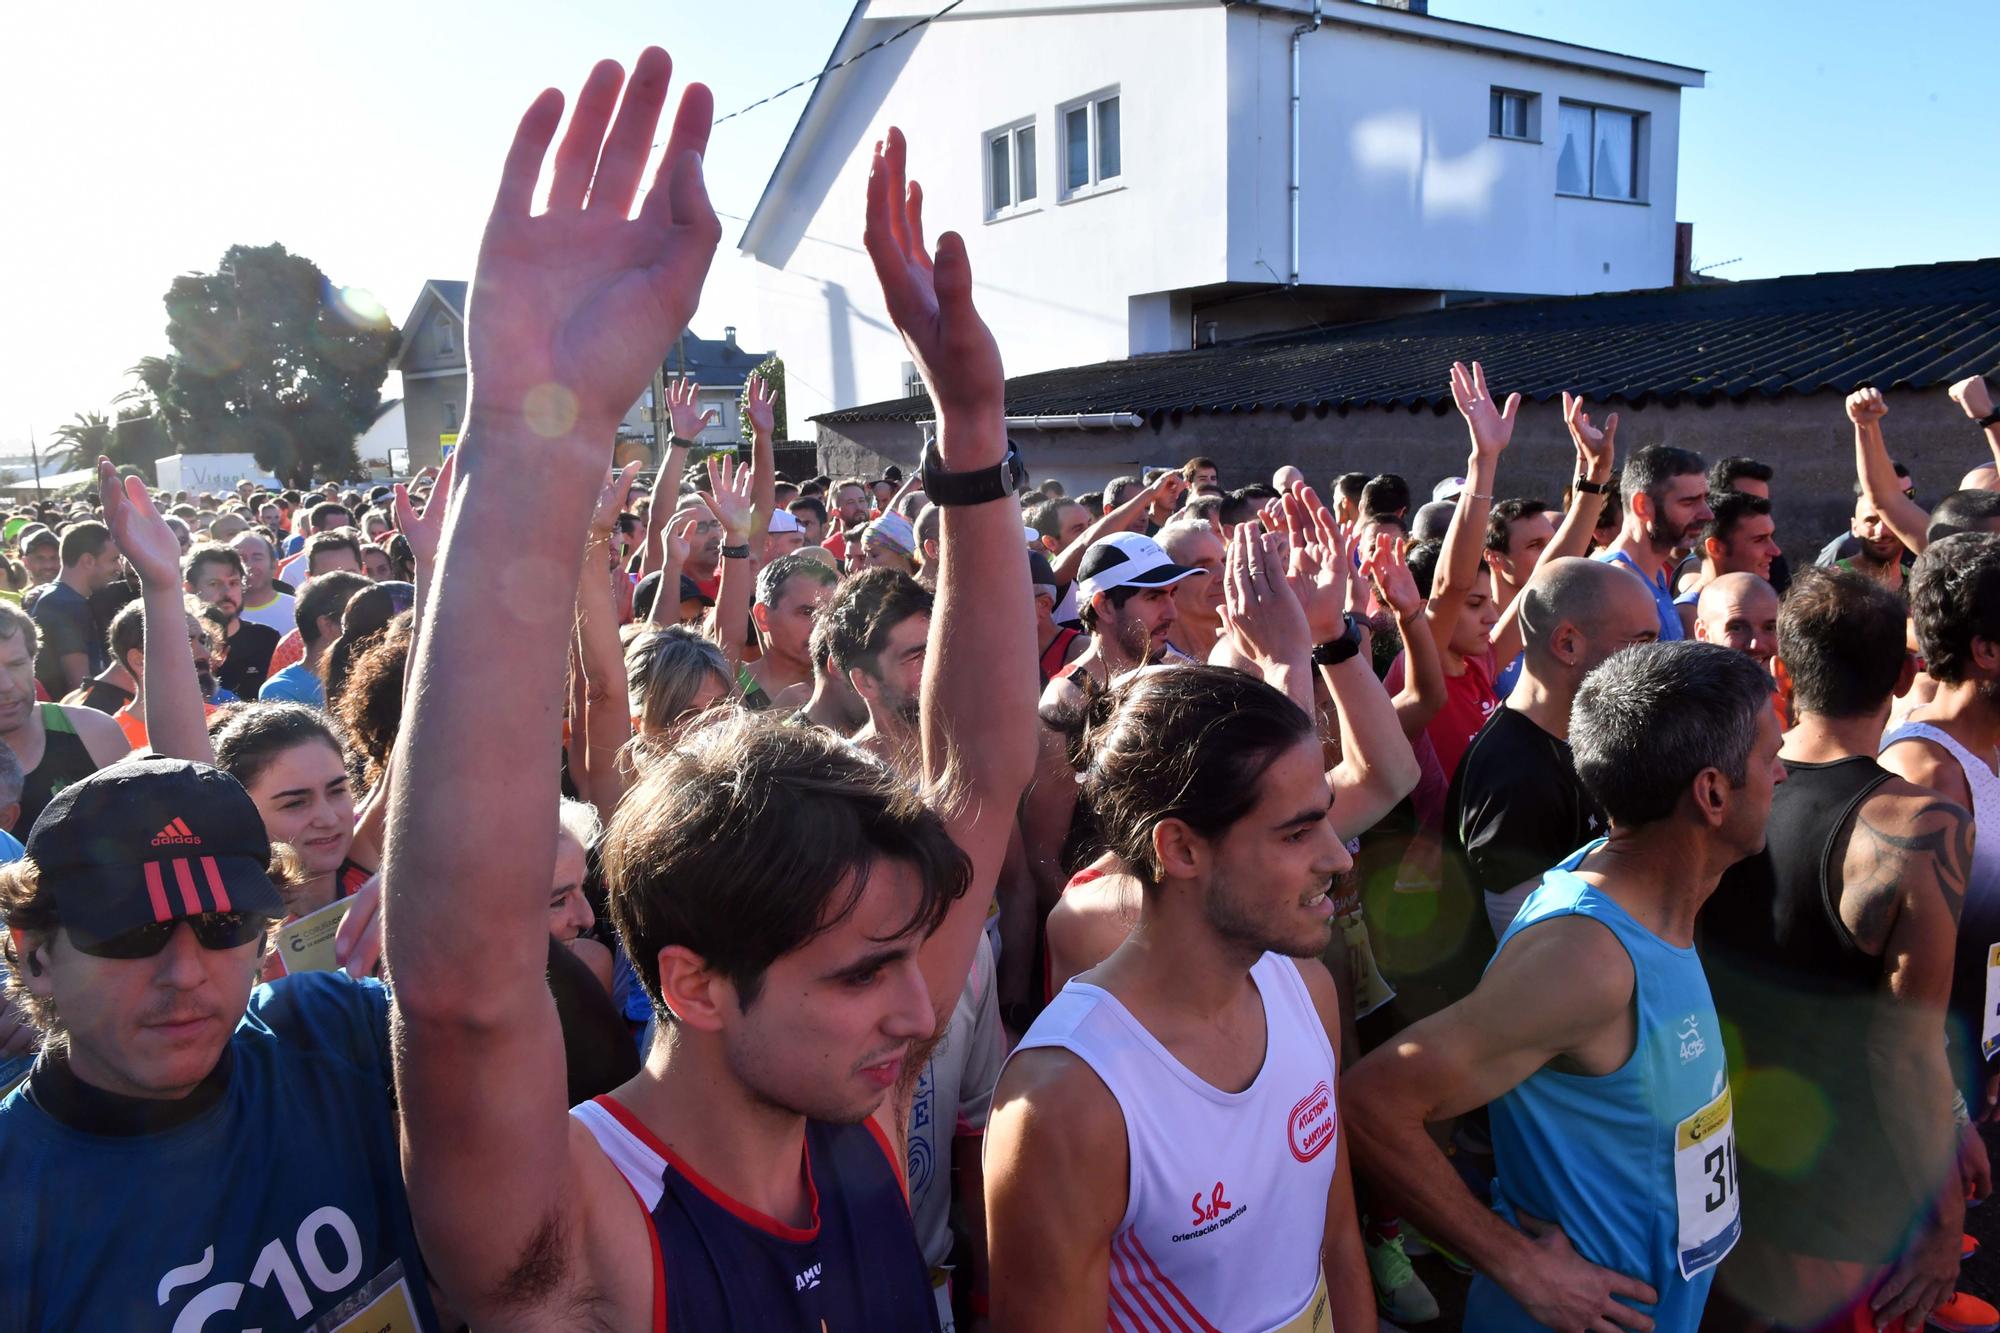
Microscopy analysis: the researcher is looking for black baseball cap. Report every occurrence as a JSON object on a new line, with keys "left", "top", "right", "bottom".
{"left": 679, "top": 573, "right": 715, "bottom": 608}
{"left": 27, "top": 756, "right": 283, "bottom": 948}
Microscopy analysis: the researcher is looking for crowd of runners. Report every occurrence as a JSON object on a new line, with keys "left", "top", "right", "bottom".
{"left": 6, "top": 46, "right": 2000, "bottom": 1333}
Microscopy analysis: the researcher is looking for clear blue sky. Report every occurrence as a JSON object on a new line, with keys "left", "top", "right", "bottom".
{"left": 4, "top": 0, "right": 1991, "bottom": 456}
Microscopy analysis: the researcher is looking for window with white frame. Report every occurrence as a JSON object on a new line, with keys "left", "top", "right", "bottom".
{"left": 436, "top": 317, "right": 456, "bottom": 355}
{"left": 443, "top": 400, "right": 460, "bottom": 429}
{"left": 1059, "top": 89, "right": 1121, "bottom": 198}
{"left": 984, "top": 120, "right": 1038, "bottom": 219}
{"left": 1556, "top": 102, "right": 1643, "bottom": 201}
{"left": 1489, "top": 88, "right": 1537, "bottom": 141}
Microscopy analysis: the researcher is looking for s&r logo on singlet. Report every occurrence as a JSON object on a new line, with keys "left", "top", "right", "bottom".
{"left": 1172, "top": 1181, "right": 1248, "bottom": 1243}
{"left": 1288, "top": 1080, "right": 1335, "bottom": 1162}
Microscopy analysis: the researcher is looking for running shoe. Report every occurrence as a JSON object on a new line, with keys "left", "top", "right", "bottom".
{"left": 1929, "top": 1290, "right": 2000, "bottom": 1333}
{"left": 1365, "top": 1228, "right": 1440, "bottom": 1324}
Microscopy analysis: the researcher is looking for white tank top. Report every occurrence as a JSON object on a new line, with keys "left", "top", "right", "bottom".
{"left": 1881, "top": 720, "right": 2000, "bottom": 892}
{"left": 1005, "top": 953, "right": 1341, "bottom": 1332}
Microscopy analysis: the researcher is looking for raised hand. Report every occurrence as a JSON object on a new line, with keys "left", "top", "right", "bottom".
{"left": 1560, "top": 391, "right": 1618, "bottom": 479}
{"left": 466, "top": 48, "right": 721, "bottom": 447}
{"left": 663, "top": 512, "right": 699, "bottom": 567}
{"left": 700, "top": 454, "right": 755, "bottom": 543}
{"left": 1951, "top": 375, "right": 1995, "bottom": 422}
{"left": 1280, "top": 483, "right": 1348, "bottom": 642}
{"left": 1361, "top": 530, "right": 1422, "bottom": 619}
{"left": 1846, "top": 386, "right": 1889, "bottom": 425}
{"left": 1450, "top": 360, "right": 1521, "bottom": 459}
{"left": 393, "top": 449, "right": 457, "bottom": 573}
{"left": 743, "top": 372, "right": 778, "bottom": 438}
{"left": 589, "top": 460, "right": 643, "bottom": 541}
{"left": 864, "top": 127, "right": 1004, "bottom": 459}
{"left": 96, "top": 459, "right": 182, "bottom": 589}
{"left": 666, "top": 376, "right": 719, "bottom": 442}
{"left": 1222, "top": 522, "right": 1311, "bottom": 678}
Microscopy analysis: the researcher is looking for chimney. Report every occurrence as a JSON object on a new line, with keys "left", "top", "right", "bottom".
{"left": 723, "top": 325, "right": 738, "bottom": 348}
{"left": 1674, "top": 222, "right": 1694, "bottom": 287}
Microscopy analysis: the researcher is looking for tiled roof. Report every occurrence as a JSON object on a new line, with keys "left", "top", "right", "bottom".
{"left": 815, "top": 257, "right": 2000, "bottom": 425}
{"left": 660, "top": 329, "right": 774, "bottom": 389}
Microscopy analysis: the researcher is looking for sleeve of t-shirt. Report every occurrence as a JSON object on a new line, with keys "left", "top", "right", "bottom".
{"left": 955, "top": 937, "right": 1006, "bottom": 1138}
{"left": 1457, "top": 753, "right": 1580, "bottom": 899}
{"left": 249, "top": 973, "right": 394, "bottom": 1088}
{"left": 32, "top": 597, "right": 84, "bottom": 661}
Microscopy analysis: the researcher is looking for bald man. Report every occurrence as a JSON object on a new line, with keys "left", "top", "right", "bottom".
{"left": 1272, "top": 463, "right": 1307, "bottom": 491}
{"left": 1446, "top": 557, "right": 1664, "bottom": 939}
{"left": 1693, "top": 571, "right": 1779, "bottom": 671}
{"left": 1157, "top": 516, "right": 1225, "bottom": 661}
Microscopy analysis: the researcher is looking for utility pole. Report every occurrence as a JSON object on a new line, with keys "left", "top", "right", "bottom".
{"left": 28, "top": 428, "right": 42, "bottom": 506}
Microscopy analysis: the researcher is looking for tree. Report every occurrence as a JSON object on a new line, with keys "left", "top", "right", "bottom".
{"left": 739, "top": 353, "right": 789, "bottom": 446}
{"left": 156, "top": 243, "right": 399, "bottom": 486}
{"left": 45, "top": 413, "right": 104, "bottom": 473}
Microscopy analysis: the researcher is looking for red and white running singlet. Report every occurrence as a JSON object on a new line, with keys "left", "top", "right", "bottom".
{"left": 1006, "top": 953, "right": 1341, "bottom": 1332}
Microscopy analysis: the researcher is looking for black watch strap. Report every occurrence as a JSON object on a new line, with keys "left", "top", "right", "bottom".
{"left": 1312, "top": 615, "right": 1364, "bottom": 666}
{"left": 1980, "top": 407, "right": 2000, "bottom": 429}
{"left": 1572, "top": 476, "right": 1610, "bottom": 495}
{"left": 720, "top": 542, "right": 751, "bottom": 560}
{"left": 920, "top": 437, "right": 1026, "bottom": 506}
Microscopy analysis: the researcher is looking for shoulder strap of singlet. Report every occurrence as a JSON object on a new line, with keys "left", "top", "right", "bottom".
{"left": 1063, "top": 663, "right": 1093, "bottom": 691}
{"left": 1039, "top": 627, "right": 1079, "bottom": 681}
{"left": 1816, "top": 766, "right": 1897, "bottom": 952}
{"left": 40, "top": 703, "right": 76, "bottom": 736}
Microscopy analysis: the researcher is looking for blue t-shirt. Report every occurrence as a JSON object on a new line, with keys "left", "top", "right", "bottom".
{"left": 0, "top": 973, "right": 442, "bottom": 1330}
{"left": 260, "top": 661, "right": 326, "bottom": 708}
{"left": 1596, "top": 549, "right": 1685, "bottom": 641}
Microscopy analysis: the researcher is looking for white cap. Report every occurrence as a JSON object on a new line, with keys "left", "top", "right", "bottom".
{"left": 768, "top": 509, "right": 801, "bottom": 534}
{"left": 1076, "top": 531, "right": 1201, "bottom": 602}
{"left": 1432, "top": 476, "right": 1467, "bottom": 504}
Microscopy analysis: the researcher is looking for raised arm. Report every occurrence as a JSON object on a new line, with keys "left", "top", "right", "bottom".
{"left": 1494, "top": 393, "right": 1615, "bottom": 662}
{"left": 698, "top": 454, "right": 755, "bottom": 672}
{"left": 97, "top": 461, "right": 211, "bottom": 764}
{"left": 744, "top": 371, "right": 779, "bottom": 561}
{"left": 1426, "top": 361, "right": 1517, "bottom": 654}
{"left": 1849, "top": 387, "right": 1931, "bottom": 555}
{"left": 575, "top": 463, "right": 641, "bottom": 819}
{"left": 1344, "top": 921, "right": 1661, "bottom": 1330}
{"left": 1050, "top": 471, "right": 1182, "bottom": 585}
{"left": 1367, "top": 532, "right": 1446, "bottom": 741}
{"left": 646, "top": 510, "right": 697, "bottom": 629}
{"left": 637, "top": 391, "right": 695, "bottom": 581}
{"left": 1949, "top": 375, "right": 2000, "bottom": 474}
{"left": 1216, "top": 521, "right": 1314, "bottom": 712}
{"left": 864, "top": 127, "right": 1036, "bottom": 1023}
{"left": 382, "top": 50, "right": 721, "bottom": 1319}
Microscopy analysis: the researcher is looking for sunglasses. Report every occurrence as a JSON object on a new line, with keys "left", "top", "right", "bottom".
{"left": 72, "top": 912, "right": 272, "bottom": 960}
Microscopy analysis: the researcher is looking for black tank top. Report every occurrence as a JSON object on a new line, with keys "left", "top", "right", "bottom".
{"left": 1704, "top": 756, "right": 1927, "bottom": 1263}
{"left": 18, "top": 705, "right": 99, "bottom": 835}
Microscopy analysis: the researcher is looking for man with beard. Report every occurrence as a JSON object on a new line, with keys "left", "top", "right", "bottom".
{"left": 1597, "top": 444, "right": 1713, "bottom": 641}
{"left": 1841, "top": 486, "right": 1912, "bottom": 594}
{"left": 1692, "top": 573, "right": 1779, "bottom": 673}
{"left": 26, "top": 522, "right": 120, "bottom": 698}
{"left": 0, "top": 603, "right": 129, "bottom": 831}
{"left": 1039, "top": 532, "right": 1196, "bottom": 712}
{"left": 986, "top": 661, "right": 1374, "bottom": 1331}
{"left": 786, "top": 495, "right": 827, "bottom": 547}
{"left": 821, "top": 566, "right": 934, "bottom": 772}
{"left": 102, "top": 599, "right": 223, "bottom": 749}
{"left": 1158, "top": 515, "right": 1225, "bottom": 662}
{"left": 670, "top": 497, "right": 724, "bottom": 603}
{"left": 740, "top": 552, "right": 836, "bottom": 709}
{"left": 18, "top": 527, "right": 58, "bottom": 592}
{"left": 1672, "top": 493, "right": 1780, "bottom": 632}
{"left": 183, "top": 544, "right": 280, "bottom": 702}
{"left": 228, "top": 530, "right": 293, "bottom": 635}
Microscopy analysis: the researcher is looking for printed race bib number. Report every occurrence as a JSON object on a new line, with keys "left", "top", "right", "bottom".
{"left": 1982, "top": 944, "right": 2000, "bottom": 1060}
{"left": 1672, "top": 1084, "right": 1740, "bottom": 1279}
{"left": 1265, "top": 1270, "right": 1334, "bottom": 1333}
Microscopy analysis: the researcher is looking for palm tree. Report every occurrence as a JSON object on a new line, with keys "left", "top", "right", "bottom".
{"left": 43, "top": 413, "right": 107, "bottom": 474}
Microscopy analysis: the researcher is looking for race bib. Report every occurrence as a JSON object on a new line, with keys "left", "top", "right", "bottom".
{"left": 1982, "top": 944, "right": 2000, "bottom": 1060}
{"left": 1672, "top": 1084, "right": 1740, "bottom": 1279}
{"left": 1265, "top": 1270, "right": 1334, "bottom": 1333}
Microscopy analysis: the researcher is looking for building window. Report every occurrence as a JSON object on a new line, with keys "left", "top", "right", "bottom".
{"left": 984, "top": 120, "right": 1037, "bottom": 219}
{"left": 1557, "top": 102, "right": 1643, "bottom": 201}
{"left": 444, "top": 401, "right": 460, "bottom": 429}
{"left": 436, "top": 318, "right": 456, "bottom": 355}
{"left": 902, "top": 362, "right": 925, "bottom": 400}
{"left": 1489, "top": 88, "right": 1537, "bottom": 140}
{"left": 1059, "top": 89, "right": 1121, "bottom": 199}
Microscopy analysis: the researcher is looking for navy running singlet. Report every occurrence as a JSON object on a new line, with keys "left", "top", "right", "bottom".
{"left": 574, "top": 1094, "right": 941, "bottom": 1331}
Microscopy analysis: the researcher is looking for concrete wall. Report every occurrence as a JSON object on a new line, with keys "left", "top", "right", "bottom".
{"left": 817, "top": 387, "right": 1982, "bottom": 566}
{"left": 400, "top": 373, "right": 464, "bottom": 471}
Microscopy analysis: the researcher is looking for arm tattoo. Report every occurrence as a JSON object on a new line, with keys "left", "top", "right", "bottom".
{"left": 1846, "top": 799, "right": 1972, "bottom": 951}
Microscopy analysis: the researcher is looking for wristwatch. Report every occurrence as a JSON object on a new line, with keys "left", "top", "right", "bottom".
{"left": 919, "top": 435, "right": 1027, "bottom": 506}
{"left": 1312, "top": 615, "right": 1365, "bottom": 667}
{"left": 1979, "top": 407, "right": 2000, "bottom": 429}
{"left": 1572, "top": 476, "right": 1610, "bottom": 495}
{"left": 720, "top": 542, "right": 750, "bottom": 560}
{"left": 668, "top": 435, "right": 701, "bottom": 451}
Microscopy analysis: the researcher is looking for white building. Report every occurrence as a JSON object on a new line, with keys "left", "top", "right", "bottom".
{"left": 741, "top": 0, "right": 1703, "bottom": 430}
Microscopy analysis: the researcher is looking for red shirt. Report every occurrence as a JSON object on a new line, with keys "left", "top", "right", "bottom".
{"left": 1385, "top": 648, "right": 1499, "bottom": 830}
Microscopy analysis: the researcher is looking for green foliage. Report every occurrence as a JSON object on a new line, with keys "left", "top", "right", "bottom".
{"left": 740, "top": 353, "right": 788, "bottom": 446}
{"left": 155, "top": 243, "right": 399, "bottom": 486}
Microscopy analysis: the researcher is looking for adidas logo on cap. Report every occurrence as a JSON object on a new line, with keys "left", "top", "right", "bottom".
{"left": 150, "top": 818, "right": 201, "bottom": 848}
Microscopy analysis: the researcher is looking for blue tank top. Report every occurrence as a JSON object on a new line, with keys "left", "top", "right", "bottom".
{"left": 1467, "top": 842, "right": 1739, "bottom": 1333}
{"left": 574, "top": 1094, "right": 941, "bottom": 1332}
{"left": 0, "top": 973, "right": 441, "bottom": 1331}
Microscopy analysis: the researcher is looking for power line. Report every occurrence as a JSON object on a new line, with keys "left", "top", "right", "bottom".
{"left": 698, "top": 0, "right": 966, "bottom": 133}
